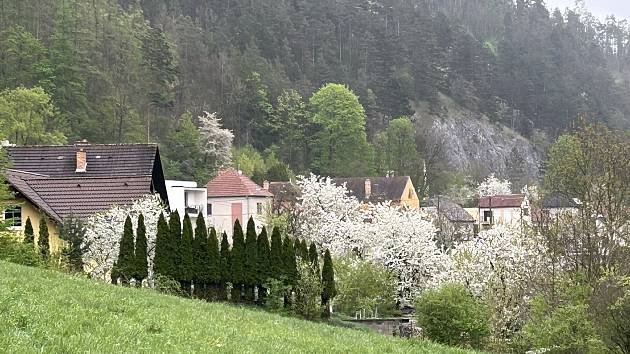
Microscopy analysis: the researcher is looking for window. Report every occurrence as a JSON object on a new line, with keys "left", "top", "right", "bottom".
{"left": 408, "top": 189, "right": 414, "bottom": 199}
{"left": 207, "top": 204, "right": 213, "bottom": 216}
{"left": 4, "top": 205, "right": 22, "bottom": 227}
{"left": 483, "top": 210, "right": 493, "bottom": 223}
{"left": 257, "top": 202, "right": 263, "bottom": 215}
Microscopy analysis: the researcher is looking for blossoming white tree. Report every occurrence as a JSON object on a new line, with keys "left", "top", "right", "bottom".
{"left": 294, "top": 175, "right": 450, "bottom": 300}
{"left": 477, "top": 173, "right": 512, "bottom": 197}
{"left": 198, "top": 111, "right": 234, "bottom": 172}
{"left": 445, "top": 225, "right": 546, "bottom": 335}
{"left": 82, "top": 195, "right": 164, "bottom": 282}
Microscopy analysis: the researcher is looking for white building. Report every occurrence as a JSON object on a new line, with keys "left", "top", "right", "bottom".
{"left": 205, "top": 169, "right": 273, "bottom": 237}
{"left": 478, "top": 194, "right": 529, "bottom": 228}
{"left": 165, "top": 180, "right": 208, "bottom": 223}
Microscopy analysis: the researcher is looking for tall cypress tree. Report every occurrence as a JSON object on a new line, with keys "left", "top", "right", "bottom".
{"left": 282, "top": 235, "right": 297, "bottom": 307}
{"left": 115, "top": 216, "right": 135, "bottom": 285}
{"left": 180, "top": 213, "right": 194, "bottom": 296}
{"left": 134, "top": 213, "right": 148, "bottom": 287}
{"left": 192, "top": 212, "right": 209, "bottom": 299}
{"left": 308, "top": 242, "right": 320, "bottom": 280}
{"left": 23, "top": 217, "right": 34, "bottom": 244}
{"left": 207, "top": 226, "right": 220, "bottom": 300}
{"left": 299, "top": 239, "right": 309, "bottom": 260}
{"left": 230, "top": 219, "right": 246, "bottom": 302}
{"left": 321, "top": 249, "right": 337, "bottom": 318}
{"left": 270, "top": 227, "right": 283, "bottom": 279}
{"left": 168, "top": 211, "right": 182, "bottom": 282}
{"left": 153, "top": 213, "right": 170, "bottom": 277}
{"left": 256, "top": 227, "right": 271, "bottom": 304}
{"left": 244, "top": 217, "right": 258, "bottom": 303}
{"left": 38, "top": 218, "right": 50, "bottom": 261}
{"left": 219, "top": 231, "right": 231, "bottom": 301}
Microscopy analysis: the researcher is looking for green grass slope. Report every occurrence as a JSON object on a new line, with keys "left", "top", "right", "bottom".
{"left": 0, "top": 261, "right": 476, "bottom": 353}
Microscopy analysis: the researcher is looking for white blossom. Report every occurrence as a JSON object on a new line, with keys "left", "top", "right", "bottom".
{"left": 198, "top": 111, "right": 233, "bottom": 172}
{"left": 82, "top": 195, "right": 165, "bottom": 282}
{"left": 477, "top": 173, "right": 512, "bottom": 197}
{"left": 294, "top": 175, "right": 450, "bottom": 300}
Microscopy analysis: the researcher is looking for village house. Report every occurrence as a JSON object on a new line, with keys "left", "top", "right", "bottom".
{"left": 478, "top": 193, "right": 530, "bottom": 228}
{"left": 165, "top": 180, "right": 208, "bottom": 223}
{"left": 332, "top": 176, "right": 420, "bottom": 209}
{"left": 2, "top": 142, "right": 168, "bottom": 253}
{"left": 532, "top": 193, "right": 581, "bottom": 225}
{"left": 205, "top": 169, "right": 273, "bottom": 236}
{"left": 422, "top": 197, "right": 476, "bottom": 244}
{"left": 267, "top": 176, "right": 420, "bottom": 213}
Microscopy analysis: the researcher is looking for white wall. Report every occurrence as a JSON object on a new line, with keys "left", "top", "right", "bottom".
{"left": 479, "top": 207, "right": 525, "bottom": 226}
{"left": 207, "top": 196, "right": 271, "bottom": 238}
{"left": 165, "top": 180, "right": 207, "bottom": 222}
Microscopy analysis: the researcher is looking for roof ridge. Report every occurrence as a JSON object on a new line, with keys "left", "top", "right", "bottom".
{"left": 5, "top": 169, "right": 51, "bottom": 178}
{"left": 7, "top": 143, "right": 158, "bottom": 148}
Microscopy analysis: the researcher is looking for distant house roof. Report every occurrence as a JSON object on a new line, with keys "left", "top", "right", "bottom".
{"left": 478, "top": 194, "right": 525, "bottom": 208}
{"left": 4, "top": 143, "right": 167, "bottom": 223}
{"left": 268, "top": 181, "right": 301, "bottom": 204}
{"left": 206, "top": 169, "right": 273, "bottom": 198}
{"left": 541, "top": 193, "right": 581, "bottom": 208}
{"left": 423, "top": 197, "right": 475, "bottom": 223}
{"left": 332, "top": 176, "right": 411, "bottom": 203}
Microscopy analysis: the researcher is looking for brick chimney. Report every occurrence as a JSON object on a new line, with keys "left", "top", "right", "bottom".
{"left": 364, "top": 178, "right": 371, "bottom": 199}
{"left": 76, "top": 148, "right": 87, "bottom": 173}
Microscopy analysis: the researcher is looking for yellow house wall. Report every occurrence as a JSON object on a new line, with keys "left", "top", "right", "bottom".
{"left": 4, "top": 197, "right": 62, "bottom": 254}
{"left": 399, "top": 179, "right": 420, "bottom": 209}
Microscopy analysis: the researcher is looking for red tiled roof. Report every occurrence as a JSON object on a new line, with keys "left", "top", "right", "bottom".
{"left": 206, "top": 169, "right": 273, "bottom": 198}
{"left": 478, "top": 194, "right": 525, "bottom": 208}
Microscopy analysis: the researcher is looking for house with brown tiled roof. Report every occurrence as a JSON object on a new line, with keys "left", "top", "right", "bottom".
{"left": 205, "top": 169, "right": 273, "bottom": 236}
{"left": 2, "top": 142, "right": 168, "bottom": 253}
{"left": 478, "top": 193, "right": 530, "bottom": 228}
{"left": 332, "top": 176, "right": 420, "bottom": 209}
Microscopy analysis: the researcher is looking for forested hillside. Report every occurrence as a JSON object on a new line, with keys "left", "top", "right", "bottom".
{"left": 1, "top": 0, "right": 629, "bottom": 193}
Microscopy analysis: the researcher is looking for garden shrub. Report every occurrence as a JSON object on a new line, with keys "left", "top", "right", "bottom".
{"left": 0, "top": 235, "right": 43, "bottom": 267}
{"left": 334, "top": 256, "right": 397, "bottom": 317}
{"left": 414, "top": 283, "right": 491, "bottom": 349}
{"left": 154, "top": 274, "right": 183, "bottom": 296}
{"left": 293, "top": 261, "right": 323, "bottom": 319}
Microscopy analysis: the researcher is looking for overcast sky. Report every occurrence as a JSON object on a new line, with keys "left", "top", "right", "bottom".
{"left": 545, "top": 0, "right": 630, "bottom": 20}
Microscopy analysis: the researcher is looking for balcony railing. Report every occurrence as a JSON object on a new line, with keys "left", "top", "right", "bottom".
{"left": 185, "top": 204, "right": 204, "bottom": 215}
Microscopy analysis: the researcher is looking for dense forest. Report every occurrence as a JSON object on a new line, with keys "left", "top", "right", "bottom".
{"left": 1, "top": 0, "right": 629, "bottom": 193}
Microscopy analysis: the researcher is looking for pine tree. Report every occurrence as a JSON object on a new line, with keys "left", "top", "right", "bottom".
{"left": 244, "top": 217, "right": 258, "bottom": 303}
{"left": 321, "top": 249, "right": 337, "bottom": 318}
{"left": 293, "top": 238, "right": 302, "bottom": 261}
{"left": 38, "top": 218, "right": 50, "bottom": 261}
{"left": 115, "top": 216, "right": 135, "bottom": 285}
{"left": 256, "top": 226, "right": 271, "bottom": 305}
{"left": 23, "top": 217, "right": 34, "bottom": 244}
{"left": 230, "top": 219, "right": 246, "bottom": 302}
{"left": 282, "top": 235, "right": 297, "bottom": 308}
{"left": 270, "top": 227, "right": 284, "bottom": 279}
{"left": 192, "top": 212, "right": 209, "bottom": 299}
{"left": 207, "top": 226, "right": 220, "bottom": 300}
{"left": 180, "top": 213, "right": 194, "bottom": 296}
{"left": 134, "top": 213, "right": 148, "bottom": 287}
{"left": 153, "top": 213, "right": 170, "bottom": 277}
{"left": 219, "top": 231, "right": 231, "bottom": 301}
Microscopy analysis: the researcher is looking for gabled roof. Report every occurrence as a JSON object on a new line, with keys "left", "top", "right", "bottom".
{"left": 4, "top": 143, "right": 167, "bottom": 223}
{"left": 268, "top": 181, "right": 301, "bottom": 204}
{"left": 541, "top": 193, "right": 581, "bottom": 208}
{"left": 206, "top": 169, "right": 273, "bottom": 198}
{"left": 6, "top": 144, "right": 159, "bottom": 177}
{"left": 478, "top": 194, "right": 526, "bottom": 208}
{"left": 332, "top": 176, "right": 411, "bottom": 203}
{"left": 424, "top": 197, "right": 475, "bottom": 223}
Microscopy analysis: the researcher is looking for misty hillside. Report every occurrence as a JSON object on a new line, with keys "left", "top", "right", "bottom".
{"left": 1, "top": 0, "right": 629, "bottom": 194}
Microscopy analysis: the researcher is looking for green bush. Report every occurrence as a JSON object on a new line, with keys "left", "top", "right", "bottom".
{"left": 520, "top": 297, "right": 606, "bottom": 354}
{"left": 334, "top": 256, "right": 397, "bottom": 317}
{"left": 154, "top": 274, "right": 183, "bottom": 296}
{"left": 293, "top": 261, "right": 323, "bottom": 320}
{"left": 0, "top": 235, "right": 42, "bottom": 267}
{"left": 415, "top": 283, "right": 491, "bottom": 349}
